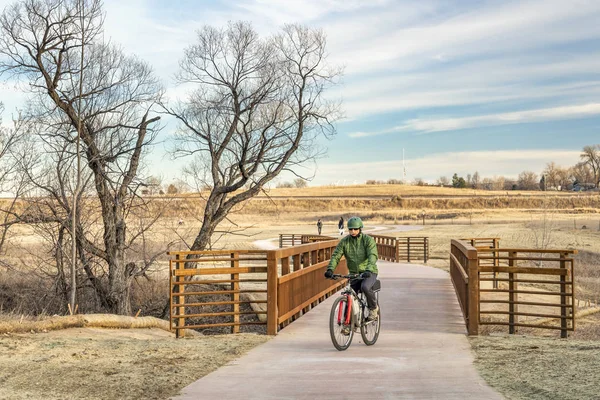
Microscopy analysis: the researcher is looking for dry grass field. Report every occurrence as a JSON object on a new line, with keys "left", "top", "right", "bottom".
{"left": 1, "top": 184, "right": 599, "bottom": 399}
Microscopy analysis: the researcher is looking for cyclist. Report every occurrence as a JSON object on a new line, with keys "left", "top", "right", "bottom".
{"left": 324, "top": 216, "right": 379, "bottom": 321}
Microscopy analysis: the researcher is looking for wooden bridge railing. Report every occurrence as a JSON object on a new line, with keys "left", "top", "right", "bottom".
{"left": 450, "top": 240, "right": 479, "bottom": 335}
{"left": 168, "top": 250, "right": 269, "bottom": 338}
{"left": 450, "top": 239, "right": 577, "bottom": 338}
{"left": 168, "top": 239, "right": 346, "bottom": 337}
{"left": 395, "top": 237, "right": 429, "bottom": 263}
{"left": 280, "top": 233, "right": 429, "bottom": 263}
{"left": 274, "top": 240, "right": 348, "bottom": 331}
{"left": 462, "top": 237, "right": 500, "bottom": 288}
{"left": 278, "top": 234, "right": 335, "bottom": 247}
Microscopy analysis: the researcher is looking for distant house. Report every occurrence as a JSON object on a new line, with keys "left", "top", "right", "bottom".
{"left": 572, "top": 183, "right": 596, "bottom": 192}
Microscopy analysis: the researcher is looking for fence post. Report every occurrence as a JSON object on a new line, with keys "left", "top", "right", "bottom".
{"left": 424, "top": 238, "right": 429, "bottom": 263}
{"left": 508, "top": 251, "right": 518, "bottom": 334}
{"left": 231, "top": 251, "right": 240, "bottom": 334}
{"left": 560, "top": 252, "right": 568, "bottom": 338}
{"left": 467, "top": 249, "right": 479, "bottom": 335}
{"left": 279, "top": 234, "right": 283, "bottom": 248}
{"left": 493, "top": 238, "right": 499, "bottom": 289}
{"left": 266, "top": 250, "right": 278, "bottom": 335}
{"left": 175, "top": 253, "right": 185, "bottom": 339}
{"left": 407, "top": 237, "right": 411, "bottom": 263}
{"left": 395, "top": 238, "right": 400, "bottom": 263}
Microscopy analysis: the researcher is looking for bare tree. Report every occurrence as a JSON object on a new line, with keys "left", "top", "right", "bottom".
{"left": 492, "top": 175, "right": 505, "bottom": 191}
{"left": 293, "top": 178, "right": 307, "bottom": 188}
{"left": 517, "top": 171, "right": 539, "bottom": 190}
{"left": 436, "top": 176, "right": 449, "bottom": 186}
{"left": 0, "top": 104, "right": 29, "bottom": 260}
{"left": 580, "top": 145, "right": 600, "bottom": 187}
{"left": 571, "top": 161, "right": 594, "bottom": 186}
{"left": 472, "top": 171, "right": 480, "bottom": 189}
{"left": 0, "top": 0, "right": 164, "bottom": 314}
{"left": 166, "top": 22, "right": 342, "bottom": 251}
{"left": 542, "top": 161, "right": 561, "bottom": 189}
{"left": 556, "top": 167, "right": 573, "bottom": 191}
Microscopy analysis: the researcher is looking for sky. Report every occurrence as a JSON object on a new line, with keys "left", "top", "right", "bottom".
{"left": 1, "top": 0, "right": 599, "bottom": 186}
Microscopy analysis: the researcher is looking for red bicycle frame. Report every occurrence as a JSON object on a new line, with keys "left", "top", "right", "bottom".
{"left": 336, "top": 293, "right": 353, "bottom": 325}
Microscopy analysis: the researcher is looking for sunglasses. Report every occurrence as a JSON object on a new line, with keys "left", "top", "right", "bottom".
{"left": 348, "top": 228, "right": 360, "bottom": 231}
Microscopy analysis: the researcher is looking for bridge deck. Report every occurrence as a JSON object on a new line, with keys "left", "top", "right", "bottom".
{"left": 173, "top": 261, "right": 502, "bottom": 399}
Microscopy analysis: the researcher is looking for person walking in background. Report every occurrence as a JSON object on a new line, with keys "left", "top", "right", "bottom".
{"left": 317, "top": 218, "right": 323, "bottom": 235}
{"left": 338, "top": 217, "right": 344, "bottom": 236}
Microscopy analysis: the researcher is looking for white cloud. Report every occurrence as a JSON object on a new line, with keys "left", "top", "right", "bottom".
{"left": 349, "top": 103, "right": 600, "bottom": 137}
{"left": 313, "top": 149, "right": 581, "bottom": 185}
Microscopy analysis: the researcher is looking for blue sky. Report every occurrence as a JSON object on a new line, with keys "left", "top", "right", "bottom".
{"left": 1, "top": 0, "right": 599, "bottom": 186}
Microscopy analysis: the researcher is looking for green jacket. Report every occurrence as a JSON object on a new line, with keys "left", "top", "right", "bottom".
{"left": 327, "top": 233, "right": 378, "bottom": 274}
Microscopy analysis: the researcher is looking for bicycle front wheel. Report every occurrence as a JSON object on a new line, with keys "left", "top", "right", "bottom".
{"left": 330, "top": 296, "right": 354, "bottom": 351}
{"left": 361, "top": 302, "right": 381, "bottom": 346}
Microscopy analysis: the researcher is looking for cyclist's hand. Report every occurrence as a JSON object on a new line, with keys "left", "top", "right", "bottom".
{"left": 324, "top": 269, "right": 334, "bottom": 279}
{"left": 360, "top": 271, "right": 372, "bottom": 278}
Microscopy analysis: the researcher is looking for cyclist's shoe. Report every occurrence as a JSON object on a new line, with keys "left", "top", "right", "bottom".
{"left": 367, "top": 306, "right": 379, "bottom": 321}
{"left": 341, "top": 325, "right": 351, "bottom": 335}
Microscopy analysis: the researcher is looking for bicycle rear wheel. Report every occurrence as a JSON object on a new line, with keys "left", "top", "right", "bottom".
{"left": 330, "top": 296, "right": 354, "bottom": 351}
{"left": 360, "top": 299, "right": 380, "bottom": 346}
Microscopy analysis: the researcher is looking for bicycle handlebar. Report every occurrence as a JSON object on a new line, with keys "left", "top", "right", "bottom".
{"left": 329, "top": 273, "right": 362, "bottom": 280}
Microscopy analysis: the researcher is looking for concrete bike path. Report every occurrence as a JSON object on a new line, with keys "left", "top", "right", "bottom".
{"left": 173, "top": 261, "right": 502, "bottom": 400}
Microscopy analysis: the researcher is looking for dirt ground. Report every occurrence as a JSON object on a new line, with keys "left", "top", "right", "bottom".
{"left": 471, "top": 311, "right": 600, "bottom": 400}
{"left": 0, "top": 327, "right": 269, "bottom": 400}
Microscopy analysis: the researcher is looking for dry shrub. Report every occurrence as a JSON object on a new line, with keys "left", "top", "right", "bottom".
{"left": 575, "top": 250, "right": 600, "bottom": 303}
{"left": 0, "top": 270, "right": 64, "bottom": 315}
{"left": 130, "top": 277, "right": 170, "bottom": 318}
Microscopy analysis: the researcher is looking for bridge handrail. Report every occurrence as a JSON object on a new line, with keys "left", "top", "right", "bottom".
{"left": 450, "top": 238, "right": 577, "bottom": 338}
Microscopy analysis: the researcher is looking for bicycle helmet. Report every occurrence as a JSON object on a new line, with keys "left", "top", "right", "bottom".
{"left": 347, "top": 216, "right": 363, "bottom": 229}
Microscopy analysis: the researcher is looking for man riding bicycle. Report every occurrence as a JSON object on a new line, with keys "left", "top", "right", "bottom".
{"left": 324, "top": 216, "right": 379, "bottom": 321}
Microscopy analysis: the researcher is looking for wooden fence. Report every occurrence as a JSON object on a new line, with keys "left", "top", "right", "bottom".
{"left": 278, "top": 234, "right": 335, "bottom": 247}
{"left": 396, "top": 237, "right": 429, "bottom": 263}
{"left": 450, "top": 239, "right": 577, "bottom": 338}
{"left": 168, "top": 240, "right": 347, "bottom": 337}
{"left": 280, "top": 233, "right": 429, "bottom": 263}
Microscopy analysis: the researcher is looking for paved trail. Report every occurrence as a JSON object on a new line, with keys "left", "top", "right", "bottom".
{"left": 173, "top": 260, "right": 502, "bottom": 400}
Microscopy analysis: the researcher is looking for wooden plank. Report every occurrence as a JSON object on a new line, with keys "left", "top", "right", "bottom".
{"left": 449, "top": 253, "right": 469, "bottom": 281}
{"left": 477, "top": 248, "right": 577, "bottom": 254}
{"left": 281, "top": 257, "right": 290, "bottom": 276}
{"left": 478, "top": 256, "right": 573, "bottom": 262}
{"left": 479, "top": 289, "right": 572, "bottom": 296}
{"left": 175, "top": 254, "right": 184, "bottom": 338}
{"left": 181, "top": 322, "right": 267, "bottom": 329}
{"left": 467, "top": 249, "right": 479, "bottom": 336}
{"left": 480, "top": 300, "right": 573, "bottom": 307}
{"left": 479, "top": 266, "right": 569, "bottom": 275}
{"left": 266, "top": 251, "right": 278, "bottom": 335}
{"left": 278, "top": 260, "right": 329, "bottom": 284}
{"left": 171, "top": 289, "right": 267, "bottom": 297}
{"left": 172, "top": 311, "right": 267, "bottom": 318}
{"left": 173, "top": 266, "right": 268, "bottom": 276}
{"left": 231, "top": 252, "right": 240, "bottom": 334}
{"left": 480, "top": 311, "right": 573, "bottom": 319}
{"left": 479, "top": 278, "right": 572, "bottom": 285}
{"left": 172, "top": 278, "right": 267, "bottom": 285}
{"left": 167, "top": 250, "right": 268, "bottom": 256}
{"left": 479, "top": 321, "right": 573, "bottom": 331}
{"left": 171, "top": 257, "right": 268, "bottom": 263}
{"left": 175, "top": 300, "right": 267, "bottom": 307}
{"left": 277, "top": 280, "right": 345, "bottom": 324}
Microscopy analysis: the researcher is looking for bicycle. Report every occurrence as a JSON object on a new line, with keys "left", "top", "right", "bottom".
{"left": 327, "top": 273, "right": 381, "bottom": 351}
